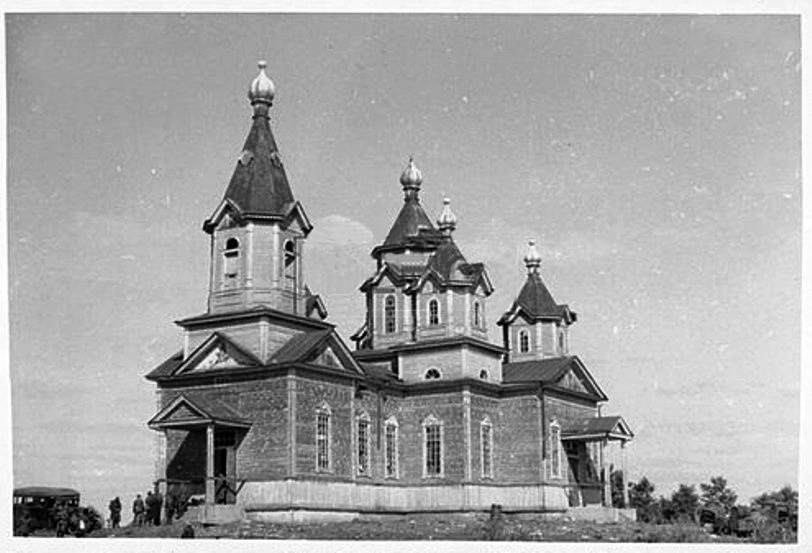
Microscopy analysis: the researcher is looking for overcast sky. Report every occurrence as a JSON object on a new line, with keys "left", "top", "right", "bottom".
{"left": 6, "top": 12, "right": 801, "bottom": 513}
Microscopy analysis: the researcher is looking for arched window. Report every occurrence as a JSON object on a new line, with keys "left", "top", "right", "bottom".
{"left": 473, "top": 301, "right": 482, "bottom": 328}
{"left": 284, "top": 239, "right": 296, "bottom": 291}
{"left": 480, "top": 417, "right": 494, "bottom": 479}
{"left": 423, "top": 415, "right": 443, "bottom": 477}
{"left": 357, "top": 412, "right": 371, "bottom": 476}
{"left": 384, "top": 416, "right": 399, "bottom": 479}
{"left": 479, "top": 369, "right": 489, "bottom": 380}
{"left": 424, "top": 367, "right": 442, "bottom": 380}
{"left": 428, "top": 299, "right": 440, "bottom": 326}
{"left": 549, "top": 421, "right": 562, "bottom": 479}
{"left": 224, "top": 237, "right": 240, "bottom": 279}
{"left": 316, "top": 403, "right": 332, "bottom": 471}
{"left": 384, "top": 295, "right": 396, "bottom": 334}
{"left": 519, "top": 329, "right": 530, "bottom": 353}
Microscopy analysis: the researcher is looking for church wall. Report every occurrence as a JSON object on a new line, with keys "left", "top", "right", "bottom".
{"left": 470, "top": 394, "right": 541, "bottom": 484}
{"left": 395, "top": 392, "right": 466, "bottom": 484}
{"left": 399, "top": 348, "right": 464, "bottom": 382}
{"left": 293, "top": 376, "right": 355, "bottom": 479}
{"left": 461, "top": 347, "right": 503, "bottom": 383}
{"left": 543, "top": 394, "right": 598, "bottom": 482}
{"left": 159, "top": 377, "right": 291, "bottom": 482}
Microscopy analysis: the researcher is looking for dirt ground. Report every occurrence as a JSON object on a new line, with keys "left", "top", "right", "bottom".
{"left": 76, "top": 513, "right": 755, "bottom": 542}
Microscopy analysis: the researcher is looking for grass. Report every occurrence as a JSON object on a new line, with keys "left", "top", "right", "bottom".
{"left": 27, "top": 512, "right": 792, "bottom": 542}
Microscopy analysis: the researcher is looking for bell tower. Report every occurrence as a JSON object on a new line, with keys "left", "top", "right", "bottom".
{"left": 203, "top": 61, "right": 314, "bottom": 316}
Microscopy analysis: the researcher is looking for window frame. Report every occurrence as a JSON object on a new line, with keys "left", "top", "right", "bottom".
{"left": 518, "top": 328, "right": 530, "bottom": 353}
{"left": 384, "top": 295, "right": 397, "bottom": 334}
{"left": 223, "top": 237, "right": 240, "bottom": 279}
{"left": 549, "top": 420, "right": 562, "bottom": 479}
{"left": 422, "top": 415, "right": 444, "bottom": 478}
{"left": 424, "top": 367, "right": 442, "bottom": 380}
{"left": 356, "top": 412, "right": 371, "bottom": 476}
{"left": 480, "top": 417, "right": 494, "bottom": 479}
{"left": 473, "top": 300, "right": 482, "bottom": 328}
{"left": 428, "top": 298, "right": 440, "bottom": 326}
{"left": 316, "top": 403, "right": 332, "bottom": 472}
{"left": 384, "top": 416, "right": 399, "bottom": 479}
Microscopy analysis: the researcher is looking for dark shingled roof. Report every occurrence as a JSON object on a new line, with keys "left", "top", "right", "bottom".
{"left": 563, "top": 416, "right": 623, "bottom": 435}
{"left": 515, "top": 273, "right": 567, "bottom": 319}
{"left": 222, "top": 113, "right": 295, "bottom": 217}
{"left": 383, "top": 199, "right": 438, "bottom": 247}
{"left": 502, "top": 356, "right": 574, "bottom": 383}
{"left": 270, "top": 329, "right": 332, "bottom": 363}
{"left": 145, "top": 350, "right": 184, "bottom": 380}
{"left": 561, "top": 416, "right": 633, "bottom": 441}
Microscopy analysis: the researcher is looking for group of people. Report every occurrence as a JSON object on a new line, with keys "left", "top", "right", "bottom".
{"left": 109, "top": 485, "right": 191, "bottom": 528}
{"left": 129, "top": 490, "right": 164, "bottom": 527}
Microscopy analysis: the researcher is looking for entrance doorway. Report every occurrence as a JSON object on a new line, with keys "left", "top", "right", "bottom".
{"left": 214, "top": 430, "right": 237, "bottom": 504}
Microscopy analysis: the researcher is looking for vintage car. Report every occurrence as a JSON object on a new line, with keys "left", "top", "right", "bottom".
{"left": 13, "top": 486, "right": 100, "bottom": 537}
{"left": 13, "top": 487, "right": 80, "bottom": 535}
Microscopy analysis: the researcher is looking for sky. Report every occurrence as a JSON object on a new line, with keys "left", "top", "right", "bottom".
{"left": 5, "top": 12, "right": 802, "bottom": 515}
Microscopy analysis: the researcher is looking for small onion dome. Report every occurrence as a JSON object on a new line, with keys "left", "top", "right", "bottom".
{"left": 400, "top": 156, "right": 423, "bottom": 191}
{"left": 248, "top": 60, "right": 275, "bottom": 105}
{"left": 524, "top": 239, "right": 542, "bottom": 273}
{"left": 437, "top": 197, "right": 457, "bottom": 234}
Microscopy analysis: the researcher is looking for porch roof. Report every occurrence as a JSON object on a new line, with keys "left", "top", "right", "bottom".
{"left": 561, "top": 415, "right": 633, "bottom": 442}
{"left": 148, "top": 394, "right": 252, "bottom": 431}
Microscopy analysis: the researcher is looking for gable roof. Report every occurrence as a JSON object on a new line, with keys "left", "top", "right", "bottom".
{"left": 498, "top": 272, "right": 576, "bottom": 325}
{"left": 561, "top": 415, "right": 634, "bottom": 442}
{"left": 502, "top": 355, "right": 608, "bottom": 401}
{"left": 270, "top": 329, "right": 333, "bottom": 363}
{"left": 145, "top": 333, "right": 261, "bottom": 381}
{"left": 148, "top": 394, "right": 251, "bottom": 430}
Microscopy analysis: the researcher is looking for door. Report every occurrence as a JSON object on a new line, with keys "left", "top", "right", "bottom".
{"left": 214, "top": 429, "right": 238, "bottom": 504}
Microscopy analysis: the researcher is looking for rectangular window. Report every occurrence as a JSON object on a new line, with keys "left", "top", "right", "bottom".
{"left": 357, "top": 419, "right": 370, "bottom": 475}
{"left": 481, "top": 424, "right": 493, "bottom": 478}
{"left": 316, "top": 412, "right": 330, "bottom": 471}
{"left": 550, "top": 424, "right": 562, "bottom": 478}
{"left": 385, "top": 422, "right": 398, "bottom": 478}
{"left": 425, "top": 423, "right": 442, "bottom": 476}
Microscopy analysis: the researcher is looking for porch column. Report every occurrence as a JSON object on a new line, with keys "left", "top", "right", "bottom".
{"left": 621, "top": 441, "right": 629, "bottom": 507}
{"left": 206, "top": 424, "right": 215, "bottom": 504}
{"left": 601, "top": 438, "right": 611, "bottom": 507}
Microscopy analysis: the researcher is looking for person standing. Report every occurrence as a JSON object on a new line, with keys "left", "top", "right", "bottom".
{"left": 132, "top": 494, "right": 145, "bottom": 526}
{"left": 108, "top": 496, "right": 122, "bottom": 529}
{"left": 152, "top": 488, "right": 164, "bottom": 526}
{"left": 145, "top": 491, "right": 155, "bottom": 526}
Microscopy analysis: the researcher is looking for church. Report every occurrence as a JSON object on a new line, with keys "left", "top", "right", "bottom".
{"left": 145, "top": 62, "right": 634, "bottom": 521}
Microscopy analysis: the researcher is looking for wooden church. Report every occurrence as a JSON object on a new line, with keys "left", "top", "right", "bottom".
{"left": 145, "top": 62, "right": 633, "bottom": 520}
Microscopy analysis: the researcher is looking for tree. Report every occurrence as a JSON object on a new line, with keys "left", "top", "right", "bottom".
{"left": 751, "top": 485, "right": 797, "bottom": 511}
{"left": 611, "top": 469, "right": 626, "bottom": 508}
{"left": 670, "top": 484, "right": 700, "bottom": 523}
{"left": 700, "top": 476, "right": 737, "bottom": 514}
{"left": 628, "top": 476, "right": 657, "bottom": 522}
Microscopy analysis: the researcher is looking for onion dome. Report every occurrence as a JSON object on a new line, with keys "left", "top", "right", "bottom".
{"left": 437, "top": 197, "right": 457, "bottom": 235}
{"left": 248, "top": 60, "right": 276, "bottom": 108}
{"left": 524, "top": 239, "right": 542, "bottom": 273}
{"left": 400, "top": 157, "right": 423, "bottom": 199}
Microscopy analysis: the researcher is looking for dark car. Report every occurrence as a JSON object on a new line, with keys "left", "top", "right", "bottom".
{"left": 14, "top": 487, "right": 80, "bottom": 535}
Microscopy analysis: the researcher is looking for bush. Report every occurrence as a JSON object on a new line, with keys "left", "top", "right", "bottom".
{"left": 633, "top": 523, "right": 713, "bottom": 543}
